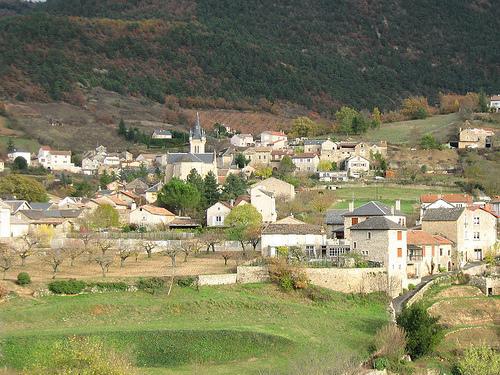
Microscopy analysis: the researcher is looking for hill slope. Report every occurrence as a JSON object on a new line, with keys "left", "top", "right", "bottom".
{"left": 0, "top": 0, "right": 499, "bottom": 112}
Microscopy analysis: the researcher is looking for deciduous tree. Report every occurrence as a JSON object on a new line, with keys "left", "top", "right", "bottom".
{"left": 225, "top": 205, "right": 262, "bottom": 254}
{"left": 0, "top": 175, "right": 48, "bottom": 202}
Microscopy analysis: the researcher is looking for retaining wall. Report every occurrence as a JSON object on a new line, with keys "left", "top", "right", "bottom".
{"left": 306, "top": 267, "right": 388, "bottom": 294}
{"left": 198, "top": 273, "right": 238, "bottom": 286}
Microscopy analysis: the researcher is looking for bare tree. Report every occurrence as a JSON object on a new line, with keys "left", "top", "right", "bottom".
{"left": 0, "top": 243, "right": 14, "bottom": 279}
{"left": 16, "top": 232, "right": 40, "bottom": 266}
{"left": 94, "top": 254, "right": 114, "bottom": 278}
{"left": 117, "top": 245, "right": 134, "bottom": 268}
{"left": 80, "top": 231, "right": 94, "bottom": 262}
{"left": 141, "top": 241, "right": 156, "bottom": 258}
{"left": 201, "top": 230, "right": 222, "bottom": 253}
{"left": 62, "top": 239, "right": 86, "bottom": 267}
{"left": 44, "top": 247, "right": 65, "bottom": 279}
{"left": 221, "top": 251, "right": 232, "bottom": 266}
{"left": 163, "top": 247, "right": 180, "bottom": 268}
{"left": 180, "top": 239, "right": 202, "bottom": 262}
{"left": 94, "top": 239, "right": 113, "bottom": 256}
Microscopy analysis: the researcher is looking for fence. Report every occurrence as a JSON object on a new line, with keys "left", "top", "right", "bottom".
{"left": 67, "top": 231, "right": 193, "bottom": 241}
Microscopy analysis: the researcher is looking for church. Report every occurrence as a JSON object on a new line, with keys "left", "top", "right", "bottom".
{"left": 164, "top": 113, "right": 218, "bottom": 181}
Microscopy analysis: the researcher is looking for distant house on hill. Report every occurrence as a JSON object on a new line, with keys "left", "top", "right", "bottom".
{"left": 490, "top": 95, "right": 500, "bottom": 112}
{"left": 250, "top": 177, "right": 295, "bottom": 201}
{"left": 458, "top": 127, "right": 494, "bottom": 149}
{"left": 231, "top": 134, "right": 254, "bottom": 147}
{"left": 152, "top": 129, "right": 172, "bottom": 139}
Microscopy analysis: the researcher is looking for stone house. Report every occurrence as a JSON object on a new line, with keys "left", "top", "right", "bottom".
{"left": 325, "top": 209, "right": 348, "bottom": 239}
{"left": 291, "top": 153, "right": 320, "bottom": 173}
{"left": 407, "top": 230, "right": 453, "bottom": 277}
{"left": 250, "top": 177, "right": 295, "bottom": 201}
{"left": 458, "top": 127, "right": 494, "bottom": 149}
{"left": 349, "top": 216, "right": 408, "bottom": 288}
{"left": 419, "top": 193, "right": 472, "bottom": 221}
{"left": 422, "top": 206, "right": 497, "bottom": 266}
{"left": 250, "top": 186, "right": 277, "bottom": 223}
{"left": 37, "top": 146, "right": 77, "bottom": 172}
{"left": 260, "top": 131, "right": 287, "bottom": 148}
{"left": 129, "top": 205, "right": 175, "bottom": 228}
{"left": 343, "top": 201, "right": 406, "bottom": 240}
{"left": 243, "top": 147, "right": 272, "bottom": 167}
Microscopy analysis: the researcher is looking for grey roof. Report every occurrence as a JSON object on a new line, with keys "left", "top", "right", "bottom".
{"left": 19, "top": 209, "right": 83, "bottom": 220}
{"left": 263, "top": 223, "right": 323, "bottom": 235}
{"left": 350, "top": 216, "right": 406, "bottom": 231}
{"left": 29, "top": 202, "right": 53, "bottom": 210}
{"left": 343, "top": 201, "right": 402, "bottom": 217}
{"left": 304, "top": 139, "right": 325, "bottom": 146}
{"left": 422, "top": 207, "right": 465, "bottom": 222}
{"left": 125, "top": 178, "right": 149, "bottom": 192}
{"left": 167, "top": 153, "right": 215, "bottom": 164}
{"left": 146, "top": 182, "right": 163, "bottom": 193}
{"left": 3, "top": 200, "right": 30, "bottom": 212}
{"left": 153, "top": 129, "right": 172, "bottom": 136}
{"left": 325, "top": 209, "right": 348, "bottom": 225}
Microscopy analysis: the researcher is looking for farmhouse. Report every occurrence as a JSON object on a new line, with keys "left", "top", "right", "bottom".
{"left": 37, "top": 146, "right": 78, "bottom": 172}
{"left": 407, "top": 230, "right": 453, "bottom": 277}
{"left": 129, "top": 205, "right": 175, "bottom": 228}
{"left": 489, "top": 95, "right": 500, "bottom": 112}
{"left": 206, "top": 196, "right": 250, "bottom": 227}
{"left": 152, "top": 129, "right": 172, "bottom": 139}
{"left": 231, "top": 134, "right": 254, "bottom": 147}
{"left": 458, "top": 127, "right": 494, "bottom": 149}
{"left": 250, "top": 177, "right": 295, "bottom": 201}
{"left": 345, "top": 155, "right": 370, "bottom": 178}
{"left": 260, "top": 131, "right": 287, "bottom": 149}
{"left": 291, "top": 153, "right": 320, "bottom": 173}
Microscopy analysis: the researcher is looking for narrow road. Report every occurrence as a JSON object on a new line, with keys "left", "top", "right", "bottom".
{"left": 392, "top": 274, "right": 441, "bottom": 315}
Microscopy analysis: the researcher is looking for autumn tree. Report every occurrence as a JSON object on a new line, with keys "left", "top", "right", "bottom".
{"left": 225, "top": 204, "right": 262, "bottom": 254}
{"left": 401, "top": 96, "right": 430, "bottom": 119}
{"left": 0, "top": 175, "right": 48, "bottom": 202}
{"left": 255, "top": 165, "right": 273, "bottom": 179}
{"left": 317, "top": 160, "right": 334, "bottom": 172}
{"left": 371, "top": 107, "right": 382, "bottom": 128}
{"left": 289, "top": 116, "right": 316, "bottom": 138}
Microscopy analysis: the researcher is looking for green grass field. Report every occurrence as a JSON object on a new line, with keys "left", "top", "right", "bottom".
{"left": 0, "top": 283, "right": 389, "bottom": 374}
{"left": 331, "top": 184, "right": 461, "bottom": 214}
{"left": 0, "top": 135, "right": 40, "bottom": 154}
{"left": 358, "top": 113, "right": 460, "bottom": 144}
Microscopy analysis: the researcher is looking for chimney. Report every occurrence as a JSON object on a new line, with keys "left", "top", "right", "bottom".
{"left": 395, "top": 199, "right": 401, "bottom": 211}
{"left": 348, "top": 201, "right": 354, "bottom": 212}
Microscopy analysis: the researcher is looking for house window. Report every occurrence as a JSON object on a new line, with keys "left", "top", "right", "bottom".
{"left": 448, "top": 249, "right": 451, "bottom": 256}
{"left": 397, "top": 248, "right": 402, "bottom": 258}
{"left": 305, "top": 245, "right": 315, "bottom": 258}
{"left": 473, "top": 232, "right": 480, "bottom": 240}
{"left": 352, "top": 218, "right": 358, "bottom": 225}
{"left": 397, "top": 231, "right": 402, "bottom": 240}
{"left": 215, "top": 216, "right": 222, "bottom": 223}
{"left": 473, "top": 217, "right": 480, "bottom": 225}
{"left": 353, "top": 242, "right": 357, "bottom": 249}
{"left": 439, "top": 248, "right": 443, "bottom": 256}
{"left": 367, "top": 232, "right": 371, "bottom": 240}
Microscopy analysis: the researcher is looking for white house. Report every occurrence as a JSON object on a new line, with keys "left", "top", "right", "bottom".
{"left": 206, "top": 202, "right": 233, "bottom": 227}
{"left": 152, "top": 129, "right": 172, "bottom": 139}
{"left": 129, "top": 205, "right": 175, "bottom": 228}
{"left": 419, "top": 193, "right": 472, "bottom": 222}
{"left": 250, "top": 186, "right": 277, "bottom": 223}
{"left": 7, "top": 150, "right": 31, "bottom": 166}
{"left": 250, "top": 177, "right": 295, "bottom": 201}
{"left": 231, "top": 134, "right": 254, "bottom": 147}
{"left": 261, "top": 216, "right": 326, "bottom": 257}
{"left": 260, "top": 131, "right": 287, "bottom": 148}
{"left": 37, "top": 146, "right": 77, "bottom": 172}
{"left": 345, "top": 155, "right": 369, "bottom": 178}
{"left": 490, "top": 95, "right": 500, "bottom": 112}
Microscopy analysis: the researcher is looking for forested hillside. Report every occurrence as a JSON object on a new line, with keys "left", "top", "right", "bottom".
{"left": 0, "top": 0, "right": 498, "bottom": 114}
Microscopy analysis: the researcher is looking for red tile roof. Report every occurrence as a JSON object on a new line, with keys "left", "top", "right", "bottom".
{"left": 140, "top": 205, "right": 175, "bottom": 216}
{"left": 432, "top": 234, "right": 453, "bottom": 245}
{"left": 420, "top": 193, "right": 472, "bottom": 204}
{"left": 407, "top": 230, "right": 439, "bottom": 245}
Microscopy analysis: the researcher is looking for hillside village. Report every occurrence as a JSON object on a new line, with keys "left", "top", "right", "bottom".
{"left": 0, "top": 8, "right": 499, "bottom": 372}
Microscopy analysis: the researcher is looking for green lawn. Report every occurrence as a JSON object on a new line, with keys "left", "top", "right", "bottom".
{"left": 0, "top": 283, "right": 389, "bottom": 374}
{"left": 0, "top": 135, "right": 40, "bottom": 153}
{"left": 358, "top": 113, "right": 460, "bottom": 144}
{"left": 331, "top": 184, "right": 461, "bottom": 214}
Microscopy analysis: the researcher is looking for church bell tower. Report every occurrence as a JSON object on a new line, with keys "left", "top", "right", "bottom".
{"left": 189, "top": 112, "right": 206, "bottom": 154}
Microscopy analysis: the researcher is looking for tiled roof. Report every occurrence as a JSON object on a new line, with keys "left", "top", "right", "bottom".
{"left": 432, "top": 234, "right": 453, "bottom": 245}
{"left": 50, "top": 150, "right": 71, "bottom": 156}
{"left": 343, "top": 201, "right": 402, "bottom": 217}
{"left": 139, "top": 205, "right": 174, "bottom": 216}
{"left": 491, "top": 95, "right": 500, "bottom": 101}
{"left": 262, "top": 131, "right": 286, "bottom": 136}
{"left": 422, "top": 207, "right": 465, "bottom": 221}
{"left": 350, "top": 216, "right": 406, "bottom": 231}
{"left": 292, "top": 153, "right": 317, "bottom": 159}
{"left": 168, "top": 217, "right": 200, "bottom": 227}
{"left": 325, "top": 209, "right": 349, "bottom": 225}
{"left": 407, "top": 230, "right": 439, "bottom": 245}
{"left": 420, "top": 193, "right": 472, "bottom": 204}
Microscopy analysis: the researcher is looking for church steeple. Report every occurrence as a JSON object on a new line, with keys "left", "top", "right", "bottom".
{"left": 189, "top": 112, "right": 206, "bottom": 153}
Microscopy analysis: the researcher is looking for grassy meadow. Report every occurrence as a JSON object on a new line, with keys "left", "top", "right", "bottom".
{"left": 0, "top": 283, "right": 389, "bottom": 374}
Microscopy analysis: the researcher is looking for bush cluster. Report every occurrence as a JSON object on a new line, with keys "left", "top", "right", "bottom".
{"left": 177, "top": 277, "right": 196, "bottom": 288}
{"left": 86, "top": 282, "right": 128, "bottom": 292}
{"left": 48, "top": 279, "right": 86, "bottom": 295}
{"left": 136, "top": 277, "right": 165, "bottom": 294}
{"left": 269, "top": 260, "right": 308, "bottom": 291}
{"left": 16, "top": 272, "right": 31, "bottom": 286}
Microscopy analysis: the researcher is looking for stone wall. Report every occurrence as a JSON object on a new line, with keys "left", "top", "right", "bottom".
{"left": 306, "top": 267, "right": 390, "bottom": 294}
{"left": 237, "top": 266, "right": 269, "bottom": 283}
{"left": 470, "top": 275, "right": 500, "bottom": 295}
{"left": 198, "top": 273, "right": 238, "bottom": 286}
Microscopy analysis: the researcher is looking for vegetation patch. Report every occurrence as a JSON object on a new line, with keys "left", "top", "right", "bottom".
{"left": 0, "top": 329, "right": 293, "bottom": 369}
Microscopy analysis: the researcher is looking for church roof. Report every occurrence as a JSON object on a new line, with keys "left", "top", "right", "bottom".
{"left": 190, "top": 112, "right": 205, "bottom": 140}
{"left": 167, "top": 153, "right": 215, "bottom": 164}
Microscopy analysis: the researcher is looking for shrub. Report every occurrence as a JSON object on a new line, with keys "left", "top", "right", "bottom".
{"left": 408, "top": 284, "right": 416, "bottom": 291}
{"left": 374, "top": 324, "right": 407, "bottom": 361}
{"left": 373, "top": 357, "right": 389, "bottom": 370}
{"left": 48, "top": 279, "right": 86, "bottom": 294}
{"left": 177, "top": 277, "right": 196, "bottom": 288}
{"left": 455, "top": 272, "right": 470, "bottom": 285}
{"left": 269, "top": 260, "right": 309, "bottom": 291}
{"left": 303, "top": 286, "right": 333, "bottom": 303}
{"left": 16, "top": 272, "right": 31, "bottom": 286}
{"left": 453, "top": 344, "right": 500, "bottom": 375}
{"left": 396, "top": 303, "right": 443, "bottom": 359}
{"left": 136, "top": 277, "right": 165, "bottom": 294}
{"left": 0, "top": 284, "right": 8, "bottom": 299}
{"left": 86, "top": 282, "right": 128, "bottom": 292}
